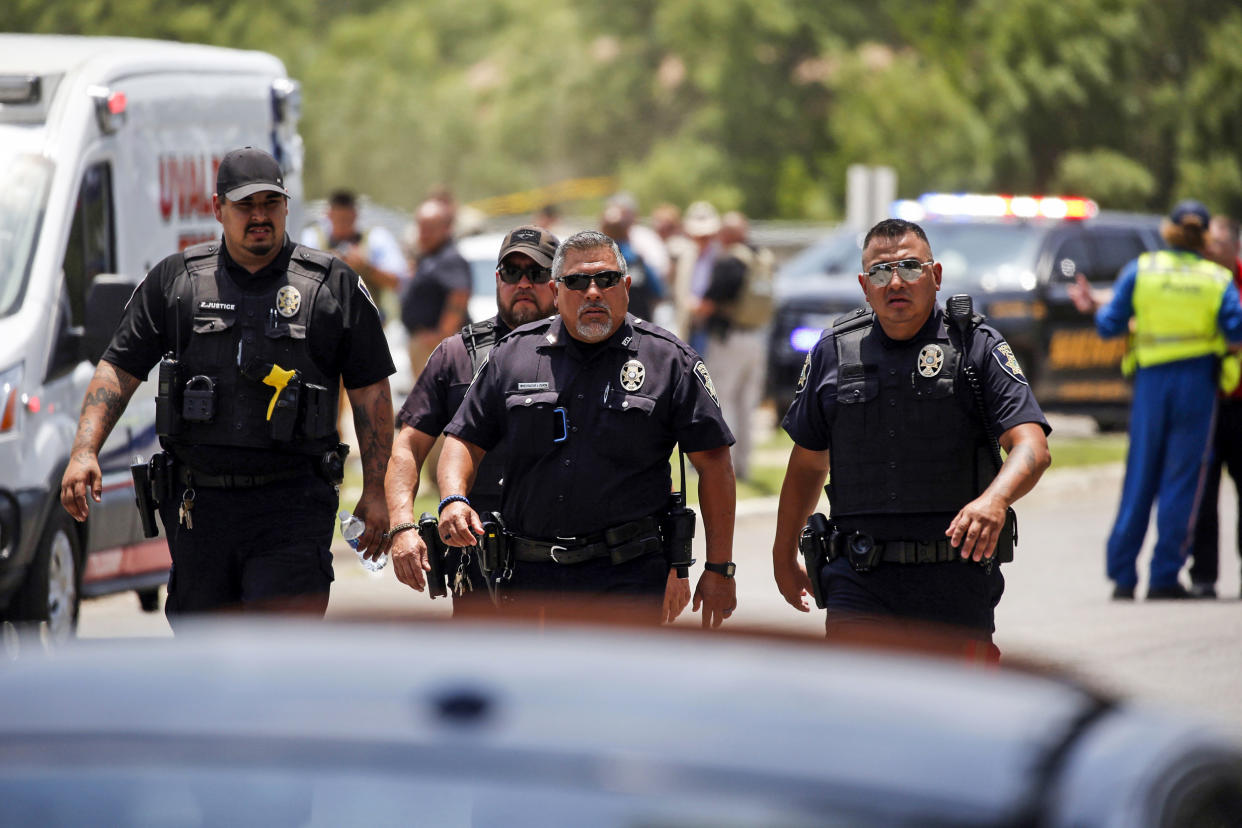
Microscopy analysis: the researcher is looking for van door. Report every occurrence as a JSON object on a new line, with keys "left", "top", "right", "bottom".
{"left": 53, "top": 160, "right": 144, "bottom": 551}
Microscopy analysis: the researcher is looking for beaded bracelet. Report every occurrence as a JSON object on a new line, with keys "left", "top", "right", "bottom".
{"left": 437, "top": 494, "right": 470, "bottom": 515}
{"left": 385, "top": 522, "right": 418, "bottom": 541}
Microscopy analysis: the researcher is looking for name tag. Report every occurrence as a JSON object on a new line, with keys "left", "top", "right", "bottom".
{"left": 517, "top": 382, "right": 550, "bottom": 391}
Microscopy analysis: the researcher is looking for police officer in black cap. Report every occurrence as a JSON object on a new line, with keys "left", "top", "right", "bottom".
{"left": 61, "top": 146, "right": 395, "bottom": 625}
{"left": 771, "top": 218, "right": 1051, "bottom": 651}
{"left": 437, "top": 230, "right": 738, "bottom": 626}
{"left": 385, "top": 225, "right": 560, "bottom": 613}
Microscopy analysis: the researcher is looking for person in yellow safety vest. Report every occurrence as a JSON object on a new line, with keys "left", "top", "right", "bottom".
{"left": 1070, "top": 200, "right": 1242, "bottom": 600}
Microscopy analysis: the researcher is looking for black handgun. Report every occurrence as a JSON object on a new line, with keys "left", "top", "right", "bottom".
{"left": 418, "top": 512, "right": 448, "bottom": 599}
{"left": 798, "top": 512, "right": 833, "bottom": 609}
{"left": 131, "top": 459, "right": 159, "bottom": 538}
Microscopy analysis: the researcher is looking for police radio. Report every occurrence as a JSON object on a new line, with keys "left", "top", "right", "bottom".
{"left": 661, "top": 447, "right": 697, "bottom": 576}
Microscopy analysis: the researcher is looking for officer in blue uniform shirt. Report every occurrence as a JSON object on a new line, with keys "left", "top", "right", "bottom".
{"left": 438, "top": 231, "right": 738, "bottom": 627}
{"left": 61, "top": 147, "right": 394, "bottom": 625}
{"left": 771, "top": 218, "right": 1051, "bottom": 650}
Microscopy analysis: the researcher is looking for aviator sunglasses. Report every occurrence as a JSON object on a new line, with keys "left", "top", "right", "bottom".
{"left": 556, "top": 270, "right": 626, "bottom": 291}
{"left": 497, "top": 262, "right": 553, "bottom": 284}
{"left": 863, "top": 258, "right": 934, "bottom": 287}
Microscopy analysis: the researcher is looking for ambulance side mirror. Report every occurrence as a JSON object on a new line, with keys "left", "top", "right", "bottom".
{"left": 83, "top": 275, "right": 138, "bottom": 364}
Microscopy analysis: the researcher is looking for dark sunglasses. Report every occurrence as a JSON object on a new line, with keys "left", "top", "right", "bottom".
{"left": 864, "top": 258, "right": 933, "bottom": 286}
{"left": 556, "top": 270, "right": 626, "bottom": 291}
{"left": 497, "top": 262, "right": 553, "bottom": 284}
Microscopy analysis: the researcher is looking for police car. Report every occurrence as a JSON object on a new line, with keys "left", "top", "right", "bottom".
{"left": 767, "top": 194, "right": 1164, "bottom": 428}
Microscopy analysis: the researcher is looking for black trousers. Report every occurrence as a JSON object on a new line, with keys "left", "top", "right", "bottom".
{"left": 1191, "top": 397, "right": 1242, "bottom": 586}
{"left": 817, "top": 556, "right": 1004, "bottom": 642}
{"left": 499, "top": 552, "right": 668, "bottom": 624}
{"left": 158, "top": 475, "right": 337, "bottom": 629}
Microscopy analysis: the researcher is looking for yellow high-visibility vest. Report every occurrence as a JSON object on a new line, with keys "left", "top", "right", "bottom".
{"left": 1127, "top": 250, "right": 1231, "bottom": 372}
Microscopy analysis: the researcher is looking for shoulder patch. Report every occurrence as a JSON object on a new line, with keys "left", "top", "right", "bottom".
{"left": 991, "top": 342, "right": 1028, "bottom": 384}
{"left": 693, "top": 361, "right": 721, "bottom": 407}
{"left": 795, "top": 352, "right": 813, "bottom": 394}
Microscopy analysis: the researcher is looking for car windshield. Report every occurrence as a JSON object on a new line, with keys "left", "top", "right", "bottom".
{"left": 922, "top": 222, "right": 1045, "bottom": 293}
{"left": 0, "top": 151, "right": 53, "bottom": 319}
{"left": 780, "top": 229, "right": 864, "bottom": 280}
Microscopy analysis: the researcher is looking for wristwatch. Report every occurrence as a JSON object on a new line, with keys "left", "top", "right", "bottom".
{"left": 704, "top": 561, "right": 736, "bottom": 579}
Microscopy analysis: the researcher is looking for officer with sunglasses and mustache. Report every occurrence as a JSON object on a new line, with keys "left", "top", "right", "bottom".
{"left": 771, "top": 218, "right": 1051, "bottom": 655}
{"left": 385, "top": 226, "right": 559, "bottom": 612}
{"left": 437, "top": 231, "right": 738, "bottom": 627}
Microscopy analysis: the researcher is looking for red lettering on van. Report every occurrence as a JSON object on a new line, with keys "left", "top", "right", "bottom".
{"left": 159, "top": 154, "right": 220, "bottom": 223}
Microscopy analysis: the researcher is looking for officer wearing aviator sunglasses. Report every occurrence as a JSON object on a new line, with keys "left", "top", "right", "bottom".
{"left": 771, "top": 218, "right": 1052, "bottom": 655}
{"left": 437, "top": 230, "right": 738, "bottom": 628}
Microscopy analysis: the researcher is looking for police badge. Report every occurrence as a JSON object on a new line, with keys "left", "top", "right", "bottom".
{"left": 275, "top": 285, "right": 301, "bottom": 318}
{"left": 620, "top": 359, "right": 645, "bottom": 392}
{"left": 917, "top": 344, "right": 944, "bottom": 378}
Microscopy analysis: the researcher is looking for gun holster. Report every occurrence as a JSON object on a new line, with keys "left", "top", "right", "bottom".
{"left": 418, "top": 512, "right": 450, "bottom": 599}
{"left": 798, "top": 513, "right": 834, "bottom": 609}
{"left": 131, "top": 452, "right": 174, "bottom": 539}
{"left": 477, "top": 512, "right": 511, "bottom": 580}
{"left": 318, "top": 443, "right": 349, "bottom": 486}
{"left": 660, "top": 493, "right": 696, "bottom": 569}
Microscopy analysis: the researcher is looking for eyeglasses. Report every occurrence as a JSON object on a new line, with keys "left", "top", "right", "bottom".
{"left": 556, "top": 270, "right": 625, "bottom": 291}
{"left": 497, "top": 262, "right": 553, "bottom": 284}
{"left": 863, "top": 258, "right": 934, "bottom": 286}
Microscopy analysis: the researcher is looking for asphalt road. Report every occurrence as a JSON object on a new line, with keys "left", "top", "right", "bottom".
{"left": 77, "top": 457, "right": 1242, "bottom": 735}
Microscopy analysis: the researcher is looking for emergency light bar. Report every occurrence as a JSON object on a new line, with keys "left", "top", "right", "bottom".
{"left": 892, "top": 193, "right": 1099, "bottom": 222}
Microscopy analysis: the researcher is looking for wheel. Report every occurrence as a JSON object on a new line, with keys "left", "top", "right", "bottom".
{"left": 137, "top": 587, "right": 161, "bottom": 613}
{"left": 8, "top": 510, "right": 82, "bottom": 644}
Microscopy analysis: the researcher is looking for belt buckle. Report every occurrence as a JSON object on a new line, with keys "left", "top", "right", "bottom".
{"left": 550, "top": 538, "right": 574, "bottom": 564}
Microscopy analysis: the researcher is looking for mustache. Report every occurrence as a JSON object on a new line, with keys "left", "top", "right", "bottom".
{"left": 247, "top": 221, "right": 274, "bottom": 231}
{"left": 577, "top": 300, "right": 609, "bottom": 315}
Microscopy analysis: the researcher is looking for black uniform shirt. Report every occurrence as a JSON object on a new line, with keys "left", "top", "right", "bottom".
{"left": 401, "top": 240, "right": 471, "bottom": 333}
{"left": 102, "top": 235, "right": 394, "bottom": 473}
{"left": 397, "top": 317, "right": 511, "bottom": 511}
{"left": 782, "top": 305, "right": 1050, "bottom": 537}
{"left": 446, "top": 314, "right": 734, "bottom": 539}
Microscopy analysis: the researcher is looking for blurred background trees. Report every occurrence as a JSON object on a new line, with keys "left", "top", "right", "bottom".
{"left": 11, "top": 0, "right": 1242, "bottom": 219}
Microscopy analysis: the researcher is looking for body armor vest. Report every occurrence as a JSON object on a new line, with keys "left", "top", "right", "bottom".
{"left": 163, "top": 242, "right": 339, "bottom": 455}
{"left": 828, "top": 310, "right": 991, "bottom": 517}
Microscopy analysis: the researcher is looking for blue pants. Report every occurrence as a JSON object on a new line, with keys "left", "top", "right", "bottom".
{"left": 1108, "top": 358, "right": 1217, "bottom": 589}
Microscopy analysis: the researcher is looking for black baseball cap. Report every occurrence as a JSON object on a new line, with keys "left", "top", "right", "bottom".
{"left": 498, "top": 225, "right": 559, "bottom": 267}
{"left": 216, "top": 147, "right": 290, "bottom": 201}
{"left": 1169, "top": 199, "right": 1210, "bottom": 227}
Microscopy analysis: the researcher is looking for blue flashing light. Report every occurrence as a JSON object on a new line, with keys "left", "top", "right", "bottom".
{"left": 790, "top": 327, "right": 822, "bottom": 353}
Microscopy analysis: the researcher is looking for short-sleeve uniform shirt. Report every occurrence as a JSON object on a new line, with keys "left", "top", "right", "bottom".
{"left": 397, "top": 318, "right": 512, "bottom": 511}
{"left": 446, "top": 315, "right": 734, "bottom": 538}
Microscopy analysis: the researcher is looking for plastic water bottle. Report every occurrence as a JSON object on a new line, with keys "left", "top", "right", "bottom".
{"left": 339, "top": 510, "right": 388, "bottom": 572}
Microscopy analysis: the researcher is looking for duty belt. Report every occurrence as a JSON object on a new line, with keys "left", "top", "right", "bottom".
{"left": 179, "top": 465, "right": 310, "bottom": 489}
{"left": 510, "top": 516, "right": 660, "bottom": 566}
{"left": 828, "top": 534, "right": 961, "bottom": 565}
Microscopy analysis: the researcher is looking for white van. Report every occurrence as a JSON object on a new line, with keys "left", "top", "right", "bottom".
{"left": 0, "top": 35, "right": 304, "bottom": 640}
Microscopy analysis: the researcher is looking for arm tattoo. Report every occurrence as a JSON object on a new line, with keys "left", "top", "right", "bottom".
{"left": 352, "top": 384, "right": 393, "bottom": 487}
{"left": 72, "top": 368, "right": 140, "bottom": 458}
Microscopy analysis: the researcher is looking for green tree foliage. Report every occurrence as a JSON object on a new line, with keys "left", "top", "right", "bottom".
{"left": 8, "top": 0, "right": 1242, "bottom": 219}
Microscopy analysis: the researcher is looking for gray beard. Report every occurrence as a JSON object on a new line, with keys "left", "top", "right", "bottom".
{"left": 573, "top": 317, "right": 613, "bottom": 342}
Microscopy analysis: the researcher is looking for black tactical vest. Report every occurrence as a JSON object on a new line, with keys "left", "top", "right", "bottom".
{"left": 828, "top": 309, "right": 991, "bottom": 517}
{"left": 164, "top": 241, "right": 339, "bottom": 455}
